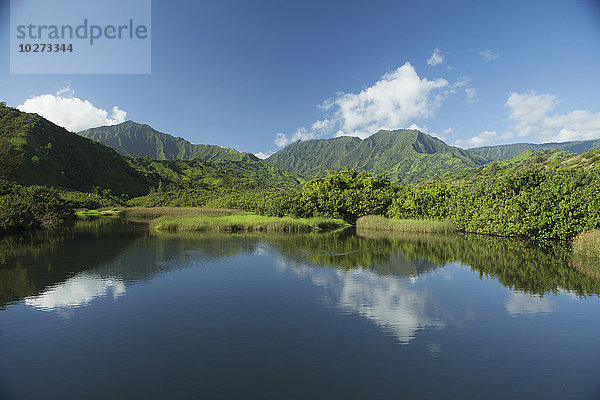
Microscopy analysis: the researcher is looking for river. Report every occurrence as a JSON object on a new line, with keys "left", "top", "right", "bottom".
{"left": 1, "top": 218, "right": 599, "bottom": 399}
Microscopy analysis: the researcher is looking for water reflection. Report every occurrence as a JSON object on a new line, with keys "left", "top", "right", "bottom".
{"left": 25, "top": 272, "right": 125, "bottom": 313}
{"left": 279, "top": 256, "right": 445, "bottom": 344}
{"left": 505, "top": 291, "right": 553, "bottom": 316}
{"left": 337, "top": 268, "right": 444, "bottom": 343}
{"left": 2, "top": 220, "right": 600, "bottom": 313}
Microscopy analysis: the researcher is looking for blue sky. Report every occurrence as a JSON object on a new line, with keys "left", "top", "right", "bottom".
{"left": 1, "top": 0, "right": 600, "bottom": 157}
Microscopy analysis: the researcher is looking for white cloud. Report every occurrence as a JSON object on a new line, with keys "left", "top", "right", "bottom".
{"left": 454, "top": 130, "right": 499, "bottom": 148}
{"left": 254, "top": 151, "right": 274, "bottom": 159}
{"left": 505, "top": 90, "right": 600, "bottom": 142}
{"left": 427, "top": 48, "right": 444, "bottom": 66}
{"left": 453, "top": 77, "right": 470, "bottom": 88}
{"left": 17, "top": 87, "right": 127, "bottom": 132}
{"left": 407, "top": 123, "right": 427, "bottom": 132}
{"left": 454, "top": 90, "right": 600, "bottom": 147}
{"left": 465, "top": 88, "right": 478, "bottom": 103}
{"left": 274, "top": 62, "right": 450, "bottom": 146}
{"left": 479, "top": 49, "right": 500, "bottom": 61}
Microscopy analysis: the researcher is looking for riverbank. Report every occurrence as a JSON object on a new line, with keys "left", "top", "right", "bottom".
{"left": 572, "top": 230, "right": 600, "bottom": 280}
{"left": 356, "top": 215, "right": 457, "bottom": 234}
{"left": 149, "top": 213, "right": 349, "bottom": 232}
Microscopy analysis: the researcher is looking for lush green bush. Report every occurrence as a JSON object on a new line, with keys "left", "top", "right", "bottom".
{"left": 58, "top": 188, "right": 126, "bottom": 209}
{"left": 124, "top": 162, "right": 600, "bottom": 240}
{"left": 296, "top": 169, "right": 397, "bottom": 222}
{"left": 0, "top": 180, "right": 75, "bottom": 234}
{"left": 390, "top": 166, "right": 600, "bottom": 240}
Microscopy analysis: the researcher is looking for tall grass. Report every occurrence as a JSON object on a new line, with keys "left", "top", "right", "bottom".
{"left": 150, "top": 213, "right": 349, "bottom": 233}
{"left": 572, "top": 230, "right": 600, "bottom": 280}
{"left": 122, "top": 207, "right": 241, "bottom": 219}
{"left": 356, "top": 215, "right": 457, "bottom": 234}
{"left": 572, "top": 230, "right": 600, "bottom": 259}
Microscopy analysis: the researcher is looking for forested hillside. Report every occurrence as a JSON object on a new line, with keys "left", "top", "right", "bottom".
{"left": 266, "top": 129, "right": 488, "bottom": 183}
{"left": 79, "top": 121, "right": 258, "bottom": 162}
{"left": 0, "top": 104, "right": 151, "bottom": 196}
{"left": 468, "top": 139, "right": 600, "bottom": 161}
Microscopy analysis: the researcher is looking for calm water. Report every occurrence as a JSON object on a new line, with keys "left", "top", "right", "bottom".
{"left": 1, "top": 218, "right": 600, "bottom": 399}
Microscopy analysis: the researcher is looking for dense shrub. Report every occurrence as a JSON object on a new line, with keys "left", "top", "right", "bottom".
{"left": 0, "top": 180, "right": 75, "bottom": 234}
{"left": 296, "top": 169, "right": 397, "bottom": 222}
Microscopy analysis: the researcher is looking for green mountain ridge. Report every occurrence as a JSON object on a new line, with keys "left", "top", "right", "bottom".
{"left": 266, "top": 129, "right": 489, "bottom": 184}
{"left": 0, "top": 104, "right": 152, "bottom": 196}
{"left": 468, "top": 139, "right": 600, "bottom": 161}
{"left": 78, "top": 121, "right": 259, "bottom": 162}
{"left": 0, "top": 105, "right": 301, "bottom": 197}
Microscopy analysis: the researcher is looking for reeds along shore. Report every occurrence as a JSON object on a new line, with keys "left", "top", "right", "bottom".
{"left": 147, "top": 212, "right": 349, "bottom": 233}
{"left": 356, "top": 215, "right": 457, "bottom": 234}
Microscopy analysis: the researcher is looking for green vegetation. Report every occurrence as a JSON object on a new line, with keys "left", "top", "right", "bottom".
{"left": 150, "top": 213, "right": 349, "bottom": 233}
{"left": 276, "top": 148, "right": 600, "bottom": 240}
{"left": 0, "top": 180, "right": 74, "bottom": 234}
{"left": 353, "top": 230, "right": 600, "bottom": 295}
{"left": 76, "top": 208, "right": 122, "bottom": 218}
{"left": 357, "top": 215, "right": 456, "bottom": 234}
{"left": 0, "top": 103, "right": 151, "bottom": 196}
{"left": 266, "top": 129, "right": 487, "bottom": 183}
{"left": 497, "top": 149, "right": 574, "bottom": 167}
{"left": 127, "top": 149, "right": 600, "bottom": 241}
{"left": 295, "top": 169, "right": 396, "bottom": 221}
{"left": 127, "top": 156, "right": 302, "bottom": 191}
{"left": 78, "top": 121, "right": 260, "bottom": 161}
{"left": 572, "top": 230, "right": 600, "bottom": 260}
{"left": 123, "top": 207, "right": 239, "bottom": 217}
{"left": 571, "top": 230, "right": 600, "bottom": 280}
{"left": 468, "top": 139, "right": 600, "bottom": 161}
{"left": 3, "top": 103, "right": 600, "bottom": 244}
{"left": 2, "top": 219, "right": 600, "bottom": 311}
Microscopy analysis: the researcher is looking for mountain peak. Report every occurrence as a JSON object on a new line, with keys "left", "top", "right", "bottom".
{"left": 266, "top": 128, "right": 487, "bottom": 183}
{"left": 78, "top": 122, "right": 257, "bottom": 162}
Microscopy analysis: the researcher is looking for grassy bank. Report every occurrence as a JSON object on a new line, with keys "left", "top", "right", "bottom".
{"left": 572, "top": 230, "right": 600, "bottom": 280}
{"left": 572, "top": 230, "right": 600, "bottom": 259}
{"left": 121, "top": 207, "right": 240, "bottom": 219}
{"left": 356, "top": 215, "right": 457, "bottom": 234}
{"left": 150, "top": 213, "right": 349, "bottom": 233}
{"left": 76, "top": 208, "right": 122, "bottom": 218}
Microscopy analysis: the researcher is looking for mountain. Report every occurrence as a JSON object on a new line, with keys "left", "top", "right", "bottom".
{"left": 78, "top": 121, "right": 258, "bottom": 162}
{"left": 265, "top": 129, "right": 488, "bottom": 184}
{"left": 127, "top": 157, "right": 303, "bottom": 191}
{"left": 468, "top": 139, "right": 600, "bottom": 161}
{"left": 0, "top": 105, "right": 301, "bottom": 197}
{"left": 0, "top": 104, "right": 152, "bottom": 195}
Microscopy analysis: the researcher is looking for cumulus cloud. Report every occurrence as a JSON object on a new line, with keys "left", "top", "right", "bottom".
{"left": 453, "top": 130, "right": 515, "bottom": 148}
{"left": 505, "top": 90, "right": 600, "bottom": 142}
{"left": 479, "top": 49, "right": 500, "bottom": 61}
{"left": 254, "top": 151, "right": 274, "bottom": 159}
{"left": 427, "top": 48, "right": 444, "bottom": 66}
{"left": 465, "top": 88, "right": 478, "bottom": 103}
{"left": 454, "top": 90, "right": 600, "bottom": 147}
{"left": 274, "top": 62, "right": 450, "bottom": 147}
{"left": 454, "top": 130, "right": 499, "bottom": 148}
{"left": 17, "top": 87, "right": 127, "bottom": 132}
{"left": 406, "top": 123, "right": 449, "bottom": 141}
